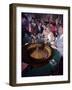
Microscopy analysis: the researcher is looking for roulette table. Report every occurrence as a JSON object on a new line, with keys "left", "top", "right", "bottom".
{"left": 22, "top": 43, "right": 53, "bottom": 67}
{"left": 22, "top": 43, "right": 61, "bottom": 76}
{"left": 22, "top": 43, "right": 61, "bottom": 68}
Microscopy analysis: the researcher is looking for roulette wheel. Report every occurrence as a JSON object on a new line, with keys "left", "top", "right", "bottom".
{"left": 27, "top": 43, "right": 52, "bottom": 60}
{"left": 22, "top": 43, "right": 53, "bottom": 67}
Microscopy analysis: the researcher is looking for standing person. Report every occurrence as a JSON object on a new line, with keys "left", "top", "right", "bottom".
{"left": 42, "top": 26, "right": 55, "bottom": 46}
{"left": 35, "top": 20, "right": 43, "bottom": 34}
{"left": 52, "top": 25, "right": 63, "bottom": 75}
{"left": 55, "top": 25, "right": 63, "bottom": 56}
{"left": 50, "top": 22, "right": 57, "bottom": 37}
{"left": 52, "top": 25, "right": 63, "bottom": 56}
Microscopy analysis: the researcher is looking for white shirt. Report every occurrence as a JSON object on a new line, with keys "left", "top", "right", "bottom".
{"left": 55, "top": 34, "right": 63, "bottom": 56}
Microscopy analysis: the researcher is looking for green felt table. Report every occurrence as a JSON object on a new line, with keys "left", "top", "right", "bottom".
{"left": 22, "top": 49, "right": 61, "bottom": 77}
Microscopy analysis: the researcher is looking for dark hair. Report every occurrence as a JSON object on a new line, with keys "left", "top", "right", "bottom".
{"left": 22, "top": 13, "right": 28, "bottom": 20}
{"left": 58, "top": 24, "right": 63, "bottom": 28}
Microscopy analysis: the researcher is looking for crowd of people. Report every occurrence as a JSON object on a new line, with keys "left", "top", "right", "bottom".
{"left": 22, "top": 13, "right": 63, "bottom": 56}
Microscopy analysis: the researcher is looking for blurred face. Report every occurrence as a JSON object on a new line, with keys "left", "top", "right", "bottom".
{"left": 42, "top": 25, "right": 46, "bottom": 30}
{"left": 50, "top": 24, "right": 53, "bottom": 27}
{"left": 58, "top": 26, "right": 63, "bottom": 35}
{"left": 39, "top": 23, "right": 41, "bottom": 26}
{"left": 22, "top": 18, "right": 26, "bottom": 23}
{"left": 45, "top": 27, "right": 50, "bottom": 33}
